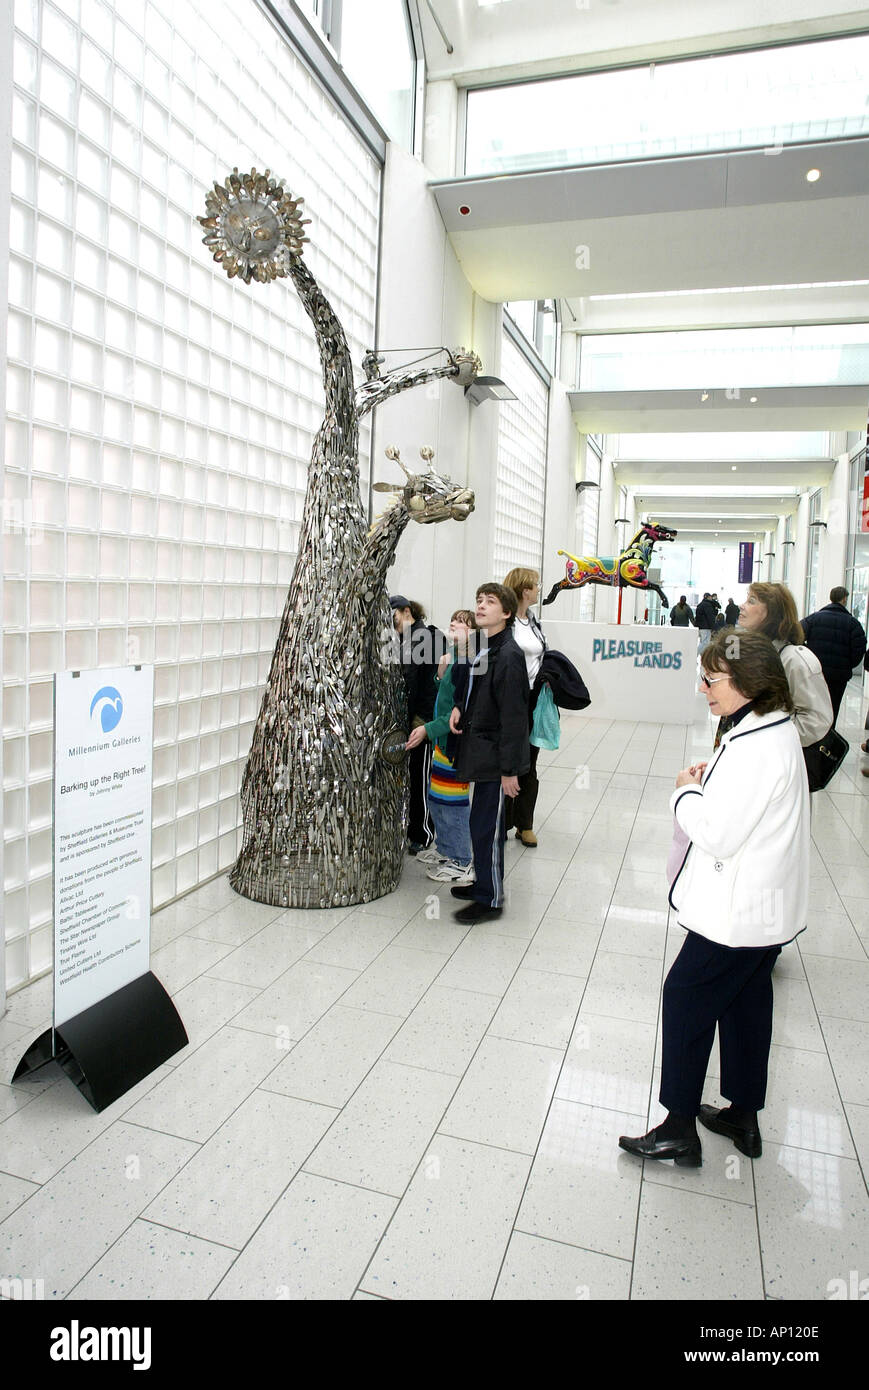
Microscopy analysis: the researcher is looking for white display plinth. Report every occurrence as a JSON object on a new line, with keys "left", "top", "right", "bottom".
{"left": 541, "top": 620, "right": 704, "bottom": 724}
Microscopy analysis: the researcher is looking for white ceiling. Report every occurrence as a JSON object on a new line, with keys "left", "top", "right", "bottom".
{"left": 432, "top": 140, "right": 869, "bottom": 301}
{"left": 569, "top": 385, "right": 868, "bottom": 434}
{"left": 419, "top": 0, "right": 869, "bottom": 85}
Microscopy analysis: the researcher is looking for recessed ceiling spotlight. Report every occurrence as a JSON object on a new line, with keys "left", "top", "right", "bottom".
{"left": 750, "top": 396, "right": 758, "bottom": 403}
{"left": 731, "top": 465, "right": 738, "bottom": 471}
{"left": 701, "top": 391, "right": 709, "bottom": 402}
{"left": 806, "top": 168, "right": 821, "bottom": 183}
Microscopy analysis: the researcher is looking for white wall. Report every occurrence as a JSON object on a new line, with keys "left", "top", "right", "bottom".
{"left": 372, "top": 142, "right": 503, "bottom": 623}
{"left": 376, "top": 143, "right": 577, "bottom": 627}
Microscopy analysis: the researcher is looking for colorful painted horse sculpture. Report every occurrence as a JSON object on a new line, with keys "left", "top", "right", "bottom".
{"left": 542, "top": 520, "right": 678, "bottom": 607}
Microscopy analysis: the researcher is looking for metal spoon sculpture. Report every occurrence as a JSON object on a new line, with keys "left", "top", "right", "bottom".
{"left": 198, "top": 168, "right": 479, "bottom": 907}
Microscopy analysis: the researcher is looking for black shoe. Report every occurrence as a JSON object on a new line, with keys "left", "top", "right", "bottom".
{"left": 450, "top": 885, "right": 477, "bottom": 900}
{"left": 618, "top": 1127, "right": 702, "bottom": 1167}
{"left": 698, "top": 1104, "right": 762, "bottom": 1158}
{"left": 453, "top": 902, "right": 503, "bottom": 924}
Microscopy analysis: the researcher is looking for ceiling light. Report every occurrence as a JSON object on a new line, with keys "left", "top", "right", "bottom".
{"left": 806, "top": 168, "right": 821, "bottom": 183}
{"left": 731, "top": 466, "right": 738, "bottom": 471}
{"left": 701, "top": 391, "right": 709, "bottom": 402}
{"left": 750, "top": 396, "right": 758, "bottom": 403}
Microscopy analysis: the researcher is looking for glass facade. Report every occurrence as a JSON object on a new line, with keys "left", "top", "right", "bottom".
{"left": 3, "top": 0, "right": 381, "bottom": 992}
{"left": 466, "top": 34, "right": 869, "bottom": 175}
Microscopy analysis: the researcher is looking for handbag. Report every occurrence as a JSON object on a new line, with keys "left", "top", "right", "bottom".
{"left": 802, "top": 727, "right": 848, "bottom": 792}
{"left": 530, "top": 684, "right": 561, "bottom": 750}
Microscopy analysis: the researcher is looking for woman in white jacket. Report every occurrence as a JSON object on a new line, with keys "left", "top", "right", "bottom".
{"left": 737, "top": 582, "right": 833, "bottom": 752}
{"left": 619, "top": 630, "right": 809, "bottom": 1167}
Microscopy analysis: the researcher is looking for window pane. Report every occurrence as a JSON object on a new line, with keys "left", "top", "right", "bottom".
{"left": 339, "top": 0, "right": 415, "bottom": 150}
{"left": 466, "top": 35, "right": 869, "bottom": 175}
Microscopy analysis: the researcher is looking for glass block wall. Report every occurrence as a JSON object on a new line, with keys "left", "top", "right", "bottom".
{"left": 3, "top": 0, "right": 381, "bottom": 992}
{"left": 492, "top": 332, "right": 548, "bottom": 583}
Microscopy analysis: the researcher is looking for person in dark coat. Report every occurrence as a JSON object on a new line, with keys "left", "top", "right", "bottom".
{"left": 391, "top": 595, "right": 447, "bottom": 852}
{"left": 448, "top": 582, "right": 530, "bottom": 924}
{"left": 670, "top": 596, "right": 694, "bottom": 627}
{"left": 801, "top": 586, "right": 867, "bottom": 727}
{"left": 725, "top": 598, "right": 740, "bottom": 625}
{"left": 695, "top": 594, "right": 718, "bottom": 652}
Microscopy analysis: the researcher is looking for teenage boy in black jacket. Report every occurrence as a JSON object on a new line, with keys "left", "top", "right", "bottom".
{"left": 448, "top": 582, "right": 530, "bottom": 923}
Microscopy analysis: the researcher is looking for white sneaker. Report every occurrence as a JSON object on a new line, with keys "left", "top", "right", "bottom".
{"left": 416, "top": 846, "right": 444, "bottom": 866}
{"left": 427, "top": 860, "right": 475, "bottom": 886}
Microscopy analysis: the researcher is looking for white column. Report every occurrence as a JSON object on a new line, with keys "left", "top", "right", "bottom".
{"left": 0, "top": 0, "right": 12, "bottom": 1018}
{"left": 774, "top": 517, "right": 787, "bottom": 581}
{"left": 818, "top": 451, "right": 851, "bottom": 599}
{"left": 792, "top": 493, "right": 811, "bottom": 616}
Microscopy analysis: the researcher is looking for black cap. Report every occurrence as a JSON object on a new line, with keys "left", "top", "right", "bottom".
{"left": 389, "top": 595, "right": 411, "bottom": 609}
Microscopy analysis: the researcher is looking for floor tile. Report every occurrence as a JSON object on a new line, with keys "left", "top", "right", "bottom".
{"left": 204, "top": 919, "right": 327, "bottom": 989}
{"left": 229, "top": 961, "right": 360, "bottom": 1040}
{"left": 515, "top": 1101, "right": 645, "bottom": 1259}
{"left": 382, "top": 986, "right": 499, "bottom": 1077}
{"left": 801, "top": 953, "right": 869, "bottom": 1022}
{"left": 440, "top": 1036, "right": 563, "bottom": 1154}
{"left": 0, "top": 1061, "right": 176, "bottom": 1184}
{"left": 186, "top": 896, "right": 285, "bottom": 947}
{"left": 632, "top": 1183, "right": 763, "bottom": 1300}
{"left": 123, "top": 1026, "right": 283, "bottom": 1143}
{"left": 168, "top": 973, "right": 260, "bottom": 1056}
{"left": 487, "top": 968, "right": 585, "bottom": 1050}
{"left": 762, "top": 1046, "right": 855, "bottom": 1158}
{"left": 149, "top": 935, "right": 235, "bottom": 996}
{"left": 523, "top": 917, "right": 600, "bottom": 977}
{"left": 819, "top": 1017, "right": 869, "bottom": 1105}
{"left": 0, "top": 1122, "right": 197, "bottom": 1300}
{"left": 262, "top": 1005, "right": 403, "bottom": 1107}
{"left": 755, "top": 1144, "right": 869, "bottom": 1300}
{"left": 556, "top": 1013, "right": 655, "bottom": 1117}
{"left": 211, "top": 1172, "right": 396, "bottom": 1300}
{"left": 304, "top": 1061, "right": 458, "bottom": 1196}
{"left": 67, "top": 1220, "right": 238, "bottom": 1299}
{"left": 303, "top": 910, "right": 407, "bottom": 972}
{"left": 337, "top": 946, "right": 445, "bottom": 1017}
{"left": 360, "top": 1135, "right": 530, "bottom": 1300}
{"left": 493, "top": 1231, "right": 631, "bottom": 1300}
{"left": 435, "top": 932, "right": 529, "bottom": 996}
{"left": 0, "top": 1172, "right": 39, "bottom": 1224}
{"left": 580, "top": 951, "right": 663, "bottom": 1025}
{"left": 143, "top": 1090, "right": 338, "bottom": 1247}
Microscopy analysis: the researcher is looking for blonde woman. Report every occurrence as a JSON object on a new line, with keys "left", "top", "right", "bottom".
{"left": 503, "top": 567, "right": 547, "bottom": 847}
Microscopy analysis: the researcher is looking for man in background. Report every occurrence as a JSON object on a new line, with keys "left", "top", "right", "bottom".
{"left": 695, "top": 593, "right": 718, "bottom": 652}
{"left": 801, "top": 586, "right": 867, "bottom": 727}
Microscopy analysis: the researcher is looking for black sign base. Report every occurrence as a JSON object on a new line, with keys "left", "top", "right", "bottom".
{"left": 12, "top": 971, "right": 188, "bottom": 1112}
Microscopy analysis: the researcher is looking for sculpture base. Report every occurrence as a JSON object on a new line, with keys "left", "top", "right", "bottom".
{"left": 229, "top": 847, "right": 404, "bottom": 910}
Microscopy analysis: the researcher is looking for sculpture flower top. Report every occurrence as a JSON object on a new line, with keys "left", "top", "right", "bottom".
{"left": 198, "top": 167, "right": 310, "bottom": 283}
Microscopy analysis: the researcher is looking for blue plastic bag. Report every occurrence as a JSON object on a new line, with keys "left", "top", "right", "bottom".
{"left": 530, "top": 684, "right": 560, "bottom": 750}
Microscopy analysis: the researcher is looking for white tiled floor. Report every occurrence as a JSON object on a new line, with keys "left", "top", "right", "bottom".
{"left": 2, "top": 683, "right": 869, "bottom": 1301}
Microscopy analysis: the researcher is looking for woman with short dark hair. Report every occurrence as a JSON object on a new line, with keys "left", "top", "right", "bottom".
{"left": 619, "top": 629, "right": 810, "bottom": 1167}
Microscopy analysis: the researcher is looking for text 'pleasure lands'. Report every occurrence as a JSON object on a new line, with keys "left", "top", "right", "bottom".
{"left": 592, "top": 639, "right": 683, "bottom": 670}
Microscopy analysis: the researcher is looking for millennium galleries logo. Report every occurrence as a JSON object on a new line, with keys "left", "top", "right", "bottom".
{"left": 90, "top": 686, "right": 124, "bottom": 733}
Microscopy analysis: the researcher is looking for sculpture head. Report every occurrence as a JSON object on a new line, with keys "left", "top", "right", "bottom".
{"left": 451, "top": 350, "right": 483, "bottom": 388}
{"left": 198, "top": 167, "right": 310, "bottom": 284}
{"left": 641, "top": 519, "right": 678, "bottom": 543}
{"left": 373, "top": 447, "right": 475, "bottom": 525}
